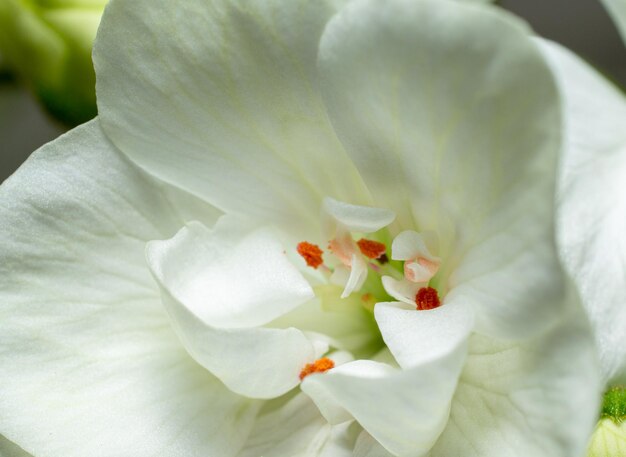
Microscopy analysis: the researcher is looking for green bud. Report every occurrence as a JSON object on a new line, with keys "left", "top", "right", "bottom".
{"left": 0, "top": 0, "right": 107, "bottom": 125}
{"left": 587, "top": 387, "right": 626, "bottom": 456}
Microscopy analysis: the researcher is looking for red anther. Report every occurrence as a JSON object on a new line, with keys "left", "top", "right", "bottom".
{"left": 297, "top": 241, "right": 324, "bottom": 269}
{"left": 357, "top": 238, "right": 387, "bottom": 259}
{"left": 415, "top": 287, "right": 441, "bottom": 311}
{"left": 299, "top": 357, "right": 335, "bottom": 380}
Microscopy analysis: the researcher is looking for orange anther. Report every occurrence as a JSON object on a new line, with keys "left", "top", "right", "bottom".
{"left": 357, "top": 238, "right": 387, "bottom": 259}
{"left": 299, "top": 357, "right": 335, "bottom": 380}
{"left": 415, "top": 287, "right": 441, "bottom": 311}
{"left": 297, "top": 241, "right": 324, "bottom": 269}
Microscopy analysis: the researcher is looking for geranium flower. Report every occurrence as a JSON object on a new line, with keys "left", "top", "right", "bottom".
{"left": 0, "top": 0, "right": 601, "bottom": 456}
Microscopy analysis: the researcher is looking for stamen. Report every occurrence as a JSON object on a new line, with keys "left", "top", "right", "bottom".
{"left": 415, "top": 287, "right": 441, "bottom": 310}
{"left": 377, "top": 253, "right": 389, "bottom": 264}
{"left": 297, "top": 241, "right": 324, "bottom": 269}
{"left": 357, "top": 238, "right": 387, "bottom": 259}
{"left": 299, "top": 357, "right": 335, "bottom": 380}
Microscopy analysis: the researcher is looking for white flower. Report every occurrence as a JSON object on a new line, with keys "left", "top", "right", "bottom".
{"left": 0, "top": 0, "right": 601, "bottom": 456}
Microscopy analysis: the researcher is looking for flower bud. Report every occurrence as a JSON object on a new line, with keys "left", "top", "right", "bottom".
{"left": 0, "top": 0, "right": 106, "bottom": 125}
{"left": 587, "top": 387, "right": 626, "bottom": 456}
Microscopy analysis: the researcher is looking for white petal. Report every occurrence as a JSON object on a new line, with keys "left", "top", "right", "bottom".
{"left": 318, "top": 0, "right": 565, "bottom": 339}
{"left": 322, "top": 197, "right": 396, "bottom": 234}
{"left": 374, "top": 300, "right": 474, "bottom": 369}
{"left": 238, "top": 394, "right": 332, "bottom": 457}
{"left": 353, "top": 431, "right": 395, "bottom": 457}
{"left": 154, "top": 285, "right": 323, "bottom": 399}
{"left": 601, "top": 0, "right": 626, "bottom": 43}
{"left": 146, "top": 221, "right": 314, "bottom": 329}
{"left": 318, "top": 421, "right": 361, "bottom": 457}
{"left": 342, "top": 254, "right": 368, "bottom": 298}
{"left": 147, "top": 225, "right": 323, "bottom": 398}
{"left": 381, "top": 276, "right": 423, "bottom": 306}
{"left": 391, "top": 230, "right": 436, "bottom": 261}
{"left": 94, "top": 0, "right": 370, "bottom": 236}
{"left": 430, "top": 300, "right": 601, "bottom": 457}
{"left": 0, "top": 120, "right": 258, "bottom": 457}
{"left": 239, "top": 394, "right": 358, "bottom": 457}
{"left": 302, "top": 351, "right": 467, "bottom": 456}
{"left": 538, "top": 39, "right": 626, "bottom": 384}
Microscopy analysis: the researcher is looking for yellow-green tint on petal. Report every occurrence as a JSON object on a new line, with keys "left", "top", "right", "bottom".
{"left": 0, "top": 0, "right": 104, "bottom": 125}
{"left": 588, "top": 420, "right": 626, "bottom": 457}
{"left": 32, "top": 0, "right": 107, "bottom": 7}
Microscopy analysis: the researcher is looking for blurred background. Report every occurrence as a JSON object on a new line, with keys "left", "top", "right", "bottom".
{"left": 0, "top": 0, "right": 625, "bottom": 183}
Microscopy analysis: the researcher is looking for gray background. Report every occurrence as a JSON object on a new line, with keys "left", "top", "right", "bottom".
{"left": 1, "top": 0, "right": 625, "bottom": 183}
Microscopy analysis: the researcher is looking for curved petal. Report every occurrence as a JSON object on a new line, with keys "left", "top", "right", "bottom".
{"left": 146, "top": 221, "right": 314, "bottom": 329}
{"left": 391, "top": 230, "right": 436, "bottom": 261}
{"left": 342, "top": 253, "right": 368, "bottom": 298}
{"left": 429, "top": 298, "right": 601, "bottom": 457}
{"left": 152, "top": 285, "right": 324, "bottom": 399}
{"left": 94, "top": 0, "right": 370, "bottom": 236}
{"left": 0, "top": 121, "right": 259, "bottom": 457}
{"left": 374, "top": 300, "right": 474, "bottom": 369}
{"left": 538, "top": 39, "right": 626, "bottom": 384}
{"left": 238, "top": 394, "right": 358, "bottom": 457}
{"left": 381, "top": 276, "right": 423, "bottom": 306}
{"left": 322, "top": 197, "right": 396, "bottom": 235}
{"left": 302, "top": 348, "right": 467, "bottom": 456}
{"left": 601, "top": 0, "right": 626, "bottom": 44}
{"left": 353, "top": 431, "right": 395, "bottom": 457}
{"left": 318, "top": 0, "right": 565, "bottom": 339}
{"left": 147, "top": 224, "right": 323, "bottom": 398}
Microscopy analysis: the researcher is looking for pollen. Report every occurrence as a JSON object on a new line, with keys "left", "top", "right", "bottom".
{"left": 357, "top": 238, "right": 387, "bottom": 259}
{"left": 297, "top": 241, "right": 324, "bottom": 269}
{"left": 299, "top": 357, "right": 335, "bottom": 380}
{"left": 415, "top": 287, "right": 441, "bottom": 311}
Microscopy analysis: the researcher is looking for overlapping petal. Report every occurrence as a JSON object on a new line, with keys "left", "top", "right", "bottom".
{"left": 0, "top": 121, "right": 261, "bottom": 457}
{"left": 538, "top": 39, "right": 626, "bottom": 385}
{"left": 146, "top": 221, "right": 326, "bottom": 398}
{"left": 374, "top": 299, "right": 474, "bottom": 369}
{"left": 94, "top": 0, "right": 370, "bottom": 237}
{"left": 430, "top": 299, "right": 600, "bottom": 457}
{"left": 317, "top": 0, "right": 565, "bottom": 339}
{"left": 302, "top": 350, "right": 467, "bottom": 457}
{"left": 238, "top": 394, "right": 358, "bottom": 457}
{"left": 303, "top": 293, "right": 473, "bottom": 456}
